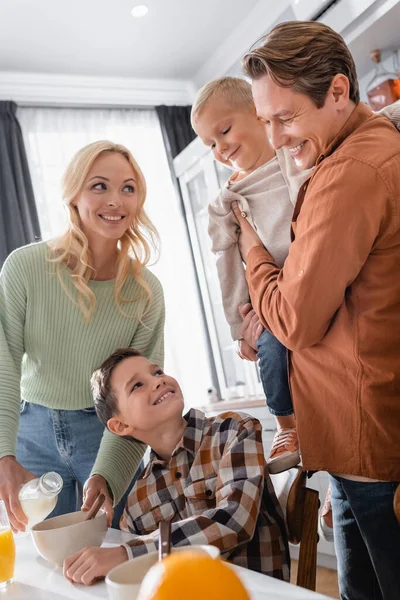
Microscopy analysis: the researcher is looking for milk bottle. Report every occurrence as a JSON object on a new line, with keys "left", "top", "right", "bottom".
{"left": 19, "top": 472, "right": 63, "bottom": 528}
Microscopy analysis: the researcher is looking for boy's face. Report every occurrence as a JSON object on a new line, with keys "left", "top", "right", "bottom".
{"left": 194, "top": 96, "right": 270, "bottom": 173}
{"left": 108, "top": 356, "right": 184, "bottom": 438}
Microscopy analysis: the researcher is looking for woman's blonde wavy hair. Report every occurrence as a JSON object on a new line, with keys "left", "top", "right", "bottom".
{"left": 48, "top": 140, "right": 159, "bottom": 321}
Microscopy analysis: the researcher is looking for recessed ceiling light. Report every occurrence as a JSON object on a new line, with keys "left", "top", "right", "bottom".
{"left": 131, "top": 5, "right": 148, "bottom": 17}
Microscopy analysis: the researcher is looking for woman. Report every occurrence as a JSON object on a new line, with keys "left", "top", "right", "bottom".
{"left": 0, "top": 141, "right": 164, "bottom": 531}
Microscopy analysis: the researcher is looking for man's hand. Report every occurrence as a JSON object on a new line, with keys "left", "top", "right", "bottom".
{"left": 231, "top": 201, "right": 264, "bottom": 262}
{"left": 0, "top": 456, "right": 36, "bottom": 532}
{"left": 82, "top": 475, "right": 113, "bottom": 527}
{"left": 237, "top": 339, "right": 258, "bottom": 362}
{"left": 239, "top": 303, "right": 263, "bottom": 352}
{"left": 63, "top": 546, "right": 128, "bottom": 585}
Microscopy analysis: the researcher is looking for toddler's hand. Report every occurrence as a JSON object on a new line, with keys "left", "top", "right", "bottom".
{"left": 63, "top": 545, "right": 128, "bottom": 585}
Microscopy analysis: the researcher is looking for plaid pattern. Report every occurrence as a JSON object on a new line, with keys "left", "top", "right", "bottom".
{"left": 121, "top": 409, "right": 290, "bottom": 580}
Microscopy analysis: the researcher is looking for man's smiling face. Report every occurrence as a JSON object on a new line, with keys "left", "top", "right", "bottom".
{"left": 252, "top": 73, "right": 344, "bottom": 170}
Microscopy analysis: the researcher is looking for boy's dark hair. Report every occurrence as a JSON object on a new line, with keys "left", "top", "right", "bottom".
{"left": 242, "top": 21, "right": 359, "bottom": 108}
{"left": 91, "top": 348, "right": 142, "bottom": 428}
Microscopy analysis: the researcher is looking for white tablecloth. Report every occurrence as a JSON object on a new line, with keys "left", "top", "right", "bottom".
{"left": 3, "top": 529, "right": 333, "bottom": 599}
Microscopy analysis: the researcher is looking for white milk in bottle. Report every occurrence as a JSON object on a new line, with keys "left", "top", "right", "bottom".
{"left": 19, "top": 472, "right": 63, "bottom": 528}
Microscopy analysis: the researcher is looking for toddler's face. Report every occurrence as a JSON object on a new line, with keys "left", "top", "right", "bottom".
{"left": 194, "top": 97, "right": 270, "bottom": 173}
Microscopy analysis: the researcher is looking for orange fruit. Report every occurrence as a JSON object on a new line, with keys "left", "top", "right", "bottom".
{"left": 138, "top": 552, "right": 250, "bottom": 600}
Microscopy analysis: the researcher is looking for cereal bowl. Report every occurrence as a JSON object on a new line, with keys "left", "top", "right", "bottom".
{"left": 31, "top": 509, "right": 107, "bottom": 567}
{"left": 106, "top": 545, "right": 220, "bottom": 600}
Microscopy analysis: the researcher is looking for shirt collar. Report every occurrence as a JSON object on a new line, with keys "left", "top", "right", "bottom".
{"left": 141, "top": 408, "right": 206, "bottom": 477}
{"left": 316, "top": 102, "right": 373, "bottom": 166}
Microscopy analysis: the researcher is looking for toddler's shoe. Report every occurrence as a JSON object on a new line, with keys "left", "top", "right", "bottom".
{"left": 267, "top": 427, "right": 300, "bottom": 474}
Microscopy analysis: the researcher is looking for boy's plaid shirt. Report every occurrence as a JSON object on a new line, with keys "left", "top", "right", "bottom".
{"left": 120, "top": 409, "right": 290, "bottom": 580}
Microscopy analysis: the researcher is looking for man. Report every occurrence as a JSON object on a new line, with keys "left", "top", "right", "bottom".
{"left": 232, "top": 20, "right": 400, "bottom": 600}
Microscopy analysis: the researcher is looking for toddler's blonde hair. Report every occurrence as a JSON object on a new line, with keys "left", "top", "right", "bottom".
{"left": 191, "top": 77, "right": 254, "bottom": 128}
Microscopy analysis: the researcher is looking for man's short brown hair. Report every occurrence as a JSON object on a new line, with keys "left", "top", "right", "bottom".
{"left": 242, "top": 21, "right": 359, "bottom": 108}
{"left": 91, "top": 348, "right": 142, "bottom": 428}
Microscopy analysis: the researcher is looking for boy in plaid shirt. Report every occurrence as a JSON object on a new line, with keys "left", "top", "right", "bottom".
{"left": 63, "top": 348, "right": 289, "bottom": 586}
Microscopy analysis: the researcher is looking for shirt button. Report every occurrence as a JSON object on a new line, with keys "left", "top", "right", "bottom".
{"left": 241, "top": 211, "right": 247, "bottom": 218}
{"left": 298, "top": 269, "right": 304, "bottom": 277}
{"left": 206, "top": 489, "right": 213, "bottom": 497}
{"left": 175, "top": 472, "right": 182, "bottom": 479}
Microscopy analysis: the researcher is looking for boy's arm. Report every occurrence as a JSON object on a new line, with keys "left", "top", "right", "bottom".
{"left": 208, "top": 198, "right": 251, "bottom": 340}
{"left": 123, "top": 417, "right": 278, "bottom": 559}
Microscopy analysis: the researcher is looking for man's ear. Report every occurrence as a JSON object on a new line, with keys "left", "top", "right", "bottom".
{"left": 330, "top": 73, "right": 350, "bottom": 108}
{"left": 107, "top": 416, "right": 133, "bottom": 437}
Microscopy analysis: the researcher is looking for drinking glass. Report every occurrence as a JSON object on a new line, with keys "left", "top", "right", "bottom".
{"left": 0, "top": 500, "right": 16, "bottom": 588}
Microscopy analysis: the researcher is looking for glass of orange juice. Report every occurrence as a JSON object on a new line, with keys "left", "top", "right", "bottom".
{"left": 0, "top": 500, "right": 16, "bottom": 588}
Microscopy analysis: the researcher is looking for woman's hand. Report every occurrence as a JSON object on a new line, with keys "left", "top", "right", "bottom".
{"left": 239, "top": 304, "right": 263, "bottom": 353}
{"left": 63, "top": 546, "right": 128, "bottom": 585}
{"left": 82, "top": 475, "right": 114, "bottom": 527}
{"left": 231, "top": 201, "right": 264, "bottom": 262}
{"left": 0, "top": 456, "right": 36, "bottom": 532}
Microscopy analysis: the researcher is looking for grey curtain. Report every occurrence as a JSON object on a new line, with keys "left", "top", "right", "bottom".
{"left": 0, "top": 101, "right": 41, "bottom": 268}
{"left": 155, "top": 105, "right": 196, "bottom": 159}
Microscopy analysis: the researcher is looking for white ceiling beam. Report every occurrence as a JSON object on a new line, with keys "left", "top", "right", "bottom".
{"left": 0, "top": 71, "right": 194, "bottom": 107}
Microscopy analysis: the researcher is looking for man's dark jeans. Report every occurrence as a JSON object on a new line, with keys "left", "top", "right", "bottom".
{"left": 330, "top": 475, "right": 400, "bottom": 600}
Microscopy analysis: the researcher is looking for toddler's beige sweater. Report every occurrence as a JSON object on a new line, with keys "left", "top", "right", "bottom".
{"left": 208, "top": 150, "right": 311, "bottom": 340}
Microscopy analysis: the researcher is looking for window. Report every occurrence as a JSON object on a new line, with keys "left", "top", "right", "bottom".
{"left": 18, "top": 106, "right": 214, "bottom": 408}
{"left": 174, "top": 137, "right": 263, "bottom": 400}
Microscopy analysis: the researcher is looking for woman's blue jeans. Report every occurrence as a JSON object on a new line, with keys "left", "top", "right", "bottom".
{"left": 16, "top": 402, "right": 142, "bottom": 529}
{"left": 330, "top": 474, "right": 400, "bottom": 600}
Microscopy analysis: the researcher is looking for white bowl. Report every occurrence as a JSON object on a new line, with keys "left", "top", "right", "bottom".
{"left": 106, "top": 545, "right": 220, "bottom": 600}
{"left": 31, "top": 509, "right": 107, "bottom": 567}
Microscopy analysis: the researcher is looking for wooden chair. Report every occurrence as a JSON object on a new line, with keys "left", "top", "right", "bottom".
{"left": 394, "top": 483, "right": 400, "bottom": 523}
{"left": 270, "top": 467, "right": 320, "bottom": 591}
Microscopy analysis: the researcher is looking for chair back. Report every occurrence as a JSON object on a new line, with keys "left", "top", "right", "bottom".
{"left": 270, "top": 467, "right": 319, "bottom": 591}
{"left": 394, "top": 484, "right": 400, "bottom": 523}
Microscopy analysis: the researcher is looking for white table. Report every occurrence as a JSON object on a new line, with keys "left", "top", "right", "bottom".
{"left": 3, "top": 530, "right": 333, "bottom": 599}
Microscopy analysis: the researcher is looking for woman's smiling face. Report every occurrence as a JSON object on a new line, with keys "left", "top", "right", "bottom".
{"left": 73, "top": 152, "right": 138, "bottom": 242}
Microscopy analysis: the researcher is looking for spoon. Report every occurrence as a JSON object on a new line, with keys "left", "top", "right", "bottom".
{"left": 84, "top": 493, "right": 105, "bottom": 521}
{"left": 158, "top": 519, "right": 171, "bottom": 561}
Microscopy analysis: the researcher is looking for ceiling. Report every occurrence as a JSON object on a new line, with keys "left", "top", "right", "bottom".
{"left": 0, "top": 0, "right": 262, "bottom": 80}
